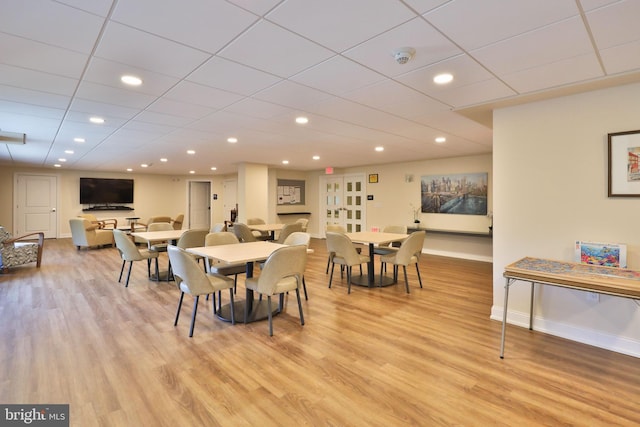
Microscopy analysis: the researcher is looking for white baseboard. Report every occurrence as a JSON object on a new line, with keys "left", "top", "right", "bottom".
{"left": 491, "top": 306, "right": 640, "bottom": 358}
{"left": 423, "top": 248, "right": 492, "bottom": 263}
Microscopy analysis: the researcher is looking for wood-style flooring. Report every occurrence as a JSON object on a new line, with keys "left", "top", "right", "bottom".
{"left": 1, "top": 237, "right": 638, "bottom": 426}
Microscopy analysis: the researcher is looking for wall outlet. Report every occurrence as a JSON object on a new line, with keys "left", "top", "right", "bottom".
{"left": 586, "top": 292, "right": 600, "bottom": 303}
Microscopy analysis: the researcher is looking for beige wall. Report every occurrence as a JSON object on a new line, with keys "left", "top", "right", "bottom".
{"left": 493, "top": 82, "right": 640, "bottom": 357}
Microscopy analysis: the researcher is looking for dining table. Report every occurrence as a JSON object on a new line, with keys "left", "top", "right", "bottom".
{"left": 186, "top": 241, "right": 286, "bottom": 323}
{"left": 247, "top": 223, "right": 284, "bottom": 240}
{"left": 131, "top": 229, "right": 186, "bottom": 281}
{"left": 345, "top": 231, "right": 409, "bottom": 287}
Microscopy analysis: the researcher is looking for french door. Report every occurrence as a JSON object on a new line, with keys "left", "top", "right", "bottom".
{"left": 320, "top": 174, "right": 366, "bottom": 235}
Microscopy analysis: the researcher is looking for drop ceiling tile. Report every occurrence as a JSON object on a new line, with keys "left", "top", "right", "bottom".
{"left": 226, "top": 0, "right": 282, "bottom": 16}
{"left": 218, "top": 20, "right": 334, "bottom": 78}
{"left": 433, "top": 78, "right": 516, "bottom": 108}
{"left": 472, "top": 16, "right": 594, "bottom": 76}
{"left": 344, "top": 17, "right": 462, "bottom": 78}
{"left": 224, "top": 98, "right": 294, "bottom": 120}
{"left": 83, "top": 57, "right": 181, "bottom": 96}
{"left": 146, "top": 98, "right": 215, "bottom": 120}
{"left": 0, "top": 85, "right": 70, "bottom": 110}
{"left": 187, "top": 57, "right": 282, "bottom": 96}
{"left": 424, "top": 0, "right": 578, "bottom": 50}
{"left": 503, "top": 53, "right": 603, "bottom": 93}
{"left": 95, "top": 22, "right": 211, "bottom": 78}
{"left": 111, "top": 0, "right": 258, "bottom": 53}
{"left": 413, "top": 110, "right": 493, "bottom": 144}
{"left": 0, "top": 33, "right": 88, "bottom": 79}
{"left": 75, "top": 81, "right": 156, "bottom": 109}
{"left": 164, "top": 81, "right": 244, "bottom": 109}
{"left": 0, "top": 64, "right": 78, "bottom": 97}
{"left": 291, "top": 56, "right": 386, "bottom": 96}
{"left": 135, "top": 110, "right": 195, "bottom": 127}
{"left": 401, "top": 0, "right": 450, "bottom": 14}
{"left": 253, "top": 80, "right": 333, "bottom": 110}
{"left": 266, "top": 0, "right": 415, "bottom": 52}
{"left": 600, "top": 39, "right": 640, "bottom": 75}
{"left": 0, "top": 100, "right": 65, "bottom": 121}
{"left": 587, "top": 0, "right": 640, "bottom": 49}
{"left": 69, "top": 99, "right": 140, "bottom": 121}
{"left": 55, "top": 0, "right": 113, "bottom": 16}
{"left": 0, "top": 0, "right": 105, "bottom": 53}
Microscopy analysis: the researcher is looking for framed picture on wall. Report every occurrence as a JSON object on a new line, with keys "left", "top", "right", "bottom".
{"left": 368, "top": 174, "right": 378, "bottom": 183}
{"left": 608, "top": 129, "right": 640, "bottom": 197}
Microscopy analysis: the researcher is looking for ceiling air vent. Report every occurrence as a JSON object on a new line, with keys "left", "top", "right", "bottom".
{"left": 0, "top": 131, "right": 26, "bottom": 145}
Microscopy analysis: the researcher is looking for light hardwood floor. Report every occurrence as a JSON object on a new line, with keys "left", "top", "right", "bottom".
{"left": 1, "top": 237, "right": 639, "bottom": 426}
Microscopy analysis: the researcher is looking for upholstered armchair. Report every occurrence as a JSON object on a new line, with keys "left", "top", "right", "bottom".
{"left": 0, "top": 226, "right": 44, "bottom": 273}
{"left": 69, "top": 218, "right": 114, "bottom": 250}
{"left": 172, "top": 214, "right": 184, "bottom": 230}
{"left": 78, "top": 213, "right": 117, "bottom": 229}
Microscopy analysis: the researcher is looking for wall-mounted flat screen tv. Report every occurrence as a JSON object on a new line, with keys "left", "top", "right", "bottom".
{"left": 80, "top": 177, "right": 134, "bottom": 205}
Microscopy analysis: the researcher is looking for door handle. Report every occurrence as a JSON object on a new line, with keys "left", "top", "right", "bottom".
{"left": 51, "top": 208, "right": 56, "bottom": 212}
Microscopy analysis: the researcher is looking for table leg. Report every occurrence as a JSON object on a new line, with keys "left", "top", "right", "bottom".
{"left": 529, "top": 281, "right": 535, "bottom": 330}
{"left": 349, "top": 242, "right": 395, "bottom": 287}
{"left": 500, "top": 277, "right": 513, "bottom": 359}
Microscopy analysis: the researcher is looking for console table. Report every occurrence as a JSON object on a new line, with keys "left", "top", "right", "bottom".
{"left": 500, "top": 257, "right": 640, "bottom": 358}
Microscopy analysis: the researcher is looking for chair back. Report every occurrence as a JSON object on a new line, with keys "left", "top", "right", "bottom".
{"left": 177, "top": 229, "right": 208, "bottom": 249}
{"left": 69, "top": 218, "right": 91, "bottom": 246}
{"left": 255, "top": 245, "right": 307, "bottom": 296}
{"left": 211, "top": 223, "right": 226, "bottom": 232}
{"left": 394, "top": 231, "right": 426, "bottom": 265}
{"left": 326, "top": 224, "right": 347, "bottom": 234}
{"left": 326, "top": 232, "right": 361, "bottom": 264}
{"left": 295, "top": 218, "right": 309, "bottom": 232}
{"left": 167, "top": 245, "right": 213, "bottom": 294}
{"left": 247, "top": 218, "right": 266, "bottom": 226}
{"left": 232, "top": 223, "right": 257, "bottom": 242}
{"left": 147, "top": 222, "right": 174, "bottom": 232}
{"left": 283, "top": 231, "right": 310, "bottom": 248}
{"left": 205, "top": 231, "right": 239, "bottom": 246}
{"left": 173, "top": 214, "right": 184, "bottom": 230}
{"left": 113, "top": 229, "right": 144, "bottom": 261}
{"left": 78, "top": 213, "right": 98, "bottom": 223}
{"left": 383, "top": 225, "right": 407, "bottom": 234}
{"left": 276, "top": 222, "right": 303, "bottom": 244}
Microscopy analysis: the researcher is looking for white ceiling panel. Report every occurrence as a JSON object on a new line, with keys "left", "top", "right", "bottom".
{"left": 424, "top": 0, "right": 579, "bottom": 50}
{"left": 218, "top": 21, "right": 334, "bottom": 78}
{"left": 111, "top": 0, "right": 259, "bottom": 54}
{"left": 187, "top": 57, "right": 282, "bottom": 96}
{"left": 267, "top": 0, "right": 415, "bottom": 52}
{"left": 2, "top": 1, "right": 640, "bottom": 174}
{"left": 94, "top": 22, "right": 211, "bottom": 77}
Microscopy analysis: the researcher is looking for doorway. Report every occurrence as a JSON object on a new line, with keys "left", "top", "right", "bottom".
{"left": 14, "top": 173, "right": 58, "bottom": 238}
{"left": 188, "top": 180, "right": 211, "bottom": 230}
{"left": 319, "top": 174, "right": 366, "bottom": 235}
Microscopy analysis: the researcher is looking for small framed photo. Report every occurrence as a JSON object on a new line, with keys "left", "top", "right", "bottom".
{"left": 608, "top": 130, "right": 640, "bottom": 197}
{"left": 368, "top": 174, "right": 379, "bottom": 184}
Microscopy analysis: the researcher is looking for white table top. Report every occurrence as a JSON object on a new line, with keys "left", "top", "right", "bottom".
{"left": 345, "top": 231, "right": 408, "bottom": 245}
{"left": 247, "top": 223, "right": 284, "bottom": 232}
{"left": 186, "top": 241, "right": 286, "bottom": 264}
{"left": 131, "top": 229, "right": 185, "bottom": 242}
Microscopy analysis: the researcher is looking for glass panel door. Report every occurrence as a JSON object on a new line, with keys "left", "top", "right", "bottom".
{"left": 320, "top": 174, "right": 366, "bottom": 235}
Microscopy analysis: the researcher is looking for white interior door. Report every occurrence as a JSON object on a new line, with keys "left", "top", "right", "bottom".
{"left": 223, "top": 179, "right": 237, "bottom": 223}
{"left": 15, "top": 173, "right": 58, "bottom": 238}
{"left": 188, "top": 181, "right": 211, "bottom": 229}
{"left": 320, "top": 174, "right": 366, "bottom": 235}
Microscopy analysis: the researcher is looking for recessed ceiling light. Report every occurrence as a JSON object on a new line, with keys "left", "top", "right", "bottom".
{"left": 227, "top": 137, "right": 238, "bottom": 143}
{"left": 312, "top": 155, "right": 320, "bottom": 160}
{"left": 64, "top": 150, "right": 74, "bottom": 154}
{"left": 189, "top": 170, "right": 195, "bottom": 174}
{"left": 433, "top": 73, "right": 453, "bottom": 84}
{"left": 58, "top": 158, "right": 66, "bottom": 162}
{"left": 375, "top": 146, "right": 384, "bottom": 152}
{"left": 295, "top": 116, "right": 309, "bottom": 124}
{"left": 210, "top": 167, "right": 217, "bottom": 171}
{"left": 121, "top": 75, "right": 142, "bottom": 86}
{"left": 53, "top": 164, "right": 61, "bottom": 168}
{"left": 435, "top": 137, "right": 446, "bottom": 143}
{"left": 282, "top": 160, "right": 289, "bottom": 165}
{"left": 141, "top": 163, "right": 148, "bottom": 168}
{"left": 160, "top": 158, "right": 168, "bottom": 162}
{"left": 187, "top": 150, "right": 195, "bottom": 155}
{"left": 74, "top": 137, "right": 85, "bottom": 143}
{"left": 126, "top": 168, "right": 133, "bottom": 172}
{"left": 89, "top": 117, "right": 104, "bottom": 124}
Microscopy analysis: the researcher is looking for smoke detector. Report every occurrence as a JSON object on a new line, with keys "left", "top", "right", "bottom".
{"left": 392, "top": 47, "right": 415, "bottom": 65}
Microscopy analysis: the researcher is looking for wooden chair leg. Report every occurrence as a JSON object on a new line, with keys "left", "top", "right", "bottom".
{"left": 189, "top": 296, "right": 199, "bottom": 337}
{"left": 174, "top": 292, "right": 184, "bottom": 326}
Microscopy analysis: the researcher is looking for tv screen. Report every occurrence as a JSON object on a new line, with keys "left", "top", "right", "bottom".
{"left": 80, "top": 178, "right": 134, "bottom": 205}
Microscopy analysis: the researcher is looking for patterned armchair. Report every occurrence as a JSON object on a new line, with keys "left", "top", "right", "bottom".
{"left": 0, "top": 226, "right": 44, "bottom": 273}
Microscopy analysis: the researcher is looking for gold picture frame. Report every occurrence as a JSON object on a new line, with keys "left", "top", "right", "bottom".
{"left": 368, "top": 174, "right": 378, "bottom": 183}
